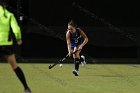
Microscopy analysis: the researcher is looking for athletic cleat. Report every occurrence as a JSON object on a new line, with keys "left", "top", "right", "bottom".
{"left": 25, "top": 88, "right": 31, "bottom": 93}
{"left": 72, "top": 70, "right": 79, "bottom": 76}
{"left": 81, "top": 55, "right": 86, "bottom": 66}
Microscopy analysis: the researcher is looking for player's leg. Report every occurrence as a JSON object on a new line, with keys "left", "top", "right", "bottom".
{"left": 5, "top": 46, "right": 31, "bottom": 93}
{"left": 72, "top": 47, "right": 81, "bottom": 76}
{"left": 80, "top": 55, "right": 86, "bottom": 66}
{"left": 7, "top": 54, "right": 31, "bottom": 93}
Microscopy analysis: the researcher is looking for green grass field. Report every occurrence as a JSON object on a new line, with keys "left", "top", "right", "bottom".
{"left": 0, "top": 63, "right": 140, "bottom": 93}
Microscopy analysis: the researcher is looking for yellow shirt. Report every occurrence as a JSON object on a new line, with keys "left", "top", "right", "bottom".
{"left": 0, "top": 6, "right": 21, "bottom": 45}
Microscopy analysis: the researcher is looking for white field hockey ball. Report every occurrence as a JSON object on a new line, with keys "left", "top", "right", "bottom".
{"left": 59, "top": 64, "right": 63, "bottom": 67}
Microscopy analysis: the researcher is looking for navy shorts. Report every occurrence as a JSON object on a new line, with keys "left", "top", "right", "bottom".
{"left": 0, "top": 45, "right": 14, "bottom": 56}
{"left": 71, "top": 41, "right": 83, "bottom": 50}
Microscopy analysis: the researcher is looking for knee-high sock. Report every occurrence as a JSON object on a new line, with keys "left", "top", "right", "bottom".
{"left": 14, "top": 66, "right": 28, "bottom": 89}
{"left": 74, "top": 58, "right": 80, "bottom": 71}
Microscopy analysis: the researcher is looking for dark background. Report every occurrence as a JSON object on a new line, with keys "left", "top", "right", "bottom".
{"left": 7, "top": 0, "right": 139, "bottom": 62}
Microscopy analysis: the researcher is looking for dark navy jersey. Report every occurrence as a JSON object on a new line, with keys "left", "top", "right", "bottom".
{"left": 70, "top": 28, "right": 83, "bottom": 48}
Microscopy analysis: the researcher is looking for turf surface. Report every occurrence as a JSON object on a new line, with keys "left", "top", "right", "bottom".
{"left": 0, "top": 63, "right": 140, "bottom": 93}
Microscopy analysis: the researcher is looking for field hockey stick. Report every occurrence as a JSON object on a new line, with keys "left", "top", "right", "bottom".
{"left": 48, "top": 49, "right": 81, "bottom": 69}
